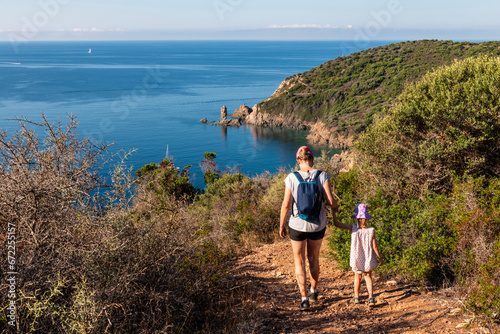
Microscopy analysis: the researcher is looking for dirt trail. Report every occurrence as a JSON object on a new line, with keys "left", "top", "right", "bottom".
{"left": 231, "top": 230, "right": 492, "bottom": 334}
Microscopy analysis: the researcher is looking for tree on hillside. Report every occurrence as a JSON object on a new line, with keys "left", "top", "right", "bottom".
{"left": 355, "top": 55, "right": 500, "bottom": 198}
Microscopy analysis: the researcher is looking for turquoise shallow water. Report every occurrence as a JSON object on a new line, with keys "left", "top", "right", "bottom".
{"left": 0, "top": 40, "right": 393, "bottom": 188}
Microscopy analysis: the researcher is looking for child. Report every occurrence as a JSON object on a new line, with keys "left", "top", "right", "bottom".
{"left": 333, "top": 204, "right": 383, "bottom": 306}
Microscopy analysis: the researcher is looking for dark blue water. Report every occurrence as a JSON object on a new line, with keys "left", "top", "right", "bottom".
{"left": 0, "top": 40, "right": 393, "bottom": 188}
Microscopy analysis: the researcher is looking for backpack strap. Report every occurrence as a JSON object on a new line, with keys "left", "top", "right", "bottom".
{"left": 314, "top": 170, "right": 323, "bottom": 198}
{"left": 293, "top": 171, "right": 304, "bottom": 182}
{"left": 294, "top": 170, "right": 322, "bottom": 183}
{"left": 312, "top": 170, "right": 322, "bottom": 183}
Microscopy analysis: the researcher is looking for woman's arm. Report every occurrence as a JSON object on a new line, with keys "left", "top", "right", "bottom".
{"left": 332, "top": 211, "right": 352, "bottom": 231}
{"left": 323, "top": 178, "right": 351, "bottom": 230}
{"left": 322, "top": 179, "right": 339, "bottom": 213}
{"left": 372, "top": 231, "right": 384, "bottom": 265}
{"left": 279, "top": 186, "right": 293, "bottom": 238}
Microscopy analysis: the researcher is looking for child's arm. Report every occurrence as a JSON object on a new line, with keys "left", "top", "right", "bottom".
{"left": 372, "top": 231, "right": 384, "bottom": 265}
{"left": 332, "top": 212, "right": 352, "bottom": 231}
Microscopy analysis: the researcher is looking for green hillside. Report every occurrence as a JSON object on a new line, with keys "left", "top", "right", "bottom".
{"left": 259, "top": 40, "right": 500, "bottom": 136}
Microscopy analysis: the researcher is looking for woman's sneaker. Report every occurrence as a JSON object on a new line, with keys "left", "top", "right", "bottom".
{"left": 298, "top": 299, "right": 310, "bottom": 311}
{"left": 368, "top": 298, "right": 375, "bottom": 307}
{"left": 309, "top": 291, "right": 318, "bottom": 302}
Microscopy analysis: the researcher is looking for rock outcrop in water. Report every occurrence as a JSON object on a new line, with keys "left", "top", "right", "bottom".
{"left": 231, "top": 104, "right": 252, "bottom": 119}
{"left": 215, "top": 119, "right": 241, "bottom": 127}
{"left": 201, "top": 104, "right": 248, "bottom": 127}
{"left": 202, "top": 103, "right": 312, "bottom": 130}
{"left": 220, "top": 105, "right": 227, "bottom": 121}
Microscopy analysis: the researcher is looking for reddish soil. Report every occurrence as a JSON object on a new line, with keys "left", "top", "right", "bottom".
{"left": 231, "top": 230, "right": 495, "bottom": 334}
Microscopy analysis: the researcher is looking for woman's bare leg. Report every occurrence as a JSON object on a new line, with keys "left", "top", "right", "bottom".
{"left": 306, "top": 238, "right": 323, "bottom": 291}
{"left": 291, "top": 239, "right": 308, "bottom": 297}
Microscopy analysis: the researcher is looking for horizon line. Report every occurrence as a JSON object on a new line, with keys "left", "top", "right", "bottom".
{"left": 0, "top": 38, "right": 495, "bottom": 43}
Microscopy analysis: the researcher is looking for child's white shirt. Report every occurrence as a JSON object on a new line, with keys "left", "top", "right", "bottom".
{"left": 350, "top": 225, "right": 378, "bottom": 273}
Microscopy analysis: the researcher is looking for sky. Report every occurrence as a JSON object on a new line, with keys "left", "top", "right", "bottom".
{"left": 0, "top": 0, "right": 499, "bottom": 41}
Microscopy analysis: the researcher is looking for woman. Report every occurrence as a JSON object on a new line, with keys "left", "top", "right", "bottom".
{"left": 279, "top": 146, "right": 338, "bottom": 311}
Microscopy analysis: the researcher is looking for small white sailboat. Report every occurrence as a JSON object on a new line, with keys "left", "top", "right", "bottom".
{"left": 88, "top": 48, "right": 92, "bottom": 54}
{"left": 165, "top": 145, "right": 173, "bottom": 160}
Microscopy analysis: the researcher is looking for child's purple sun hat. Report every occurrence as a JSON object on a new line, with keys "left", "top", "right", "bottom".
{"left": 351, "top": 204, "right": 373, "bottom": 219}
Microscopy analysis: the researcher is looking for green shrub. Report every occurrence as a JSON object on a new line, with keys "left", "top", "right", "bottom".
{"left": 356, "top": 55, "right": 500, "bottom": 199}
{"left": 467, "top": 237, "right": 500, "bottom": 323}
{"left": 19, "top": 275, "right": 97, "bottom": 333}
{"left": 328, "top": 168, "right": 457, "bottom": 282}
{"left": 134, "top": 158, "right": 199, "bottom": 214}
{"left": 192, "top": 171, "right": 284, "bottom": 246}
{"left": 200, "top": 152, "right": 221, "bottom": 185}
{"left": 328, "top": 167, "right": 500, "bottom": 323}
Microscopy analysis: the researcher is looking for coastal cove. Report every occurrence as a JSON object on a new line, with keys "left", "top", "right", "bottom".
{"left": 0, "top": 40, "right": 392, "bottom": 188}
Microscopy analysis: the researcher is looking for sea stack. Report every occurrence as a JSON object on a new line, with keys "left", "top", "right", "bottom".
{"left": 220, "top": 105, "right": 227, "bottom": 121}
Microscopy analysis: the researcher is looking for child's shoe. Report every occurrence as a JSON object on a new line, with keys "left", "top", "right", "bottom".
{"left": 368, "top": 297, "right": 375, "bottom": 307}
{"left": 351, "top": 297, "right": 360, "bottom": 304}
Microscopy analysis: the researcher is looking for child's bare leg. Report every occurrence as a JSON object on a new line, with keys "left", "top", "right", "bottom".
{"left": 353, "top": 273, "right": 362, "bottom": 298}
{"left": 364, "top": 271, "right": 374, "bottom": 298}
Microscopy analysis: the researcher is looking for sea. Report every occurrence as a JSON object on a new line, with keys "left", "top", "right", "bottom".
{"left": 0, "top": 40, "right": 394, "bottom": 188}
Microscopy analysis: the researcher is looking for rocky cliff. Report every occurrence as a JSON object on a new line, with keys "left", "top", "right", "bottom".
{"left": 306, "top": 122, "right": 352, "bottom": 149}
{"left": 243, "top": 105, "right": 352, "bottom": 148}
{"left": 244, "top": 103, "right": 311, "bottom": 131}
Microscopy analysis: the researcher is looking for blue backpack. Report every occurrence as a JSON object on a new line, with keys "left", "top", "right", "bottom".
{"left": 293, "top": 170, "right": 323, "bottom": 222}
